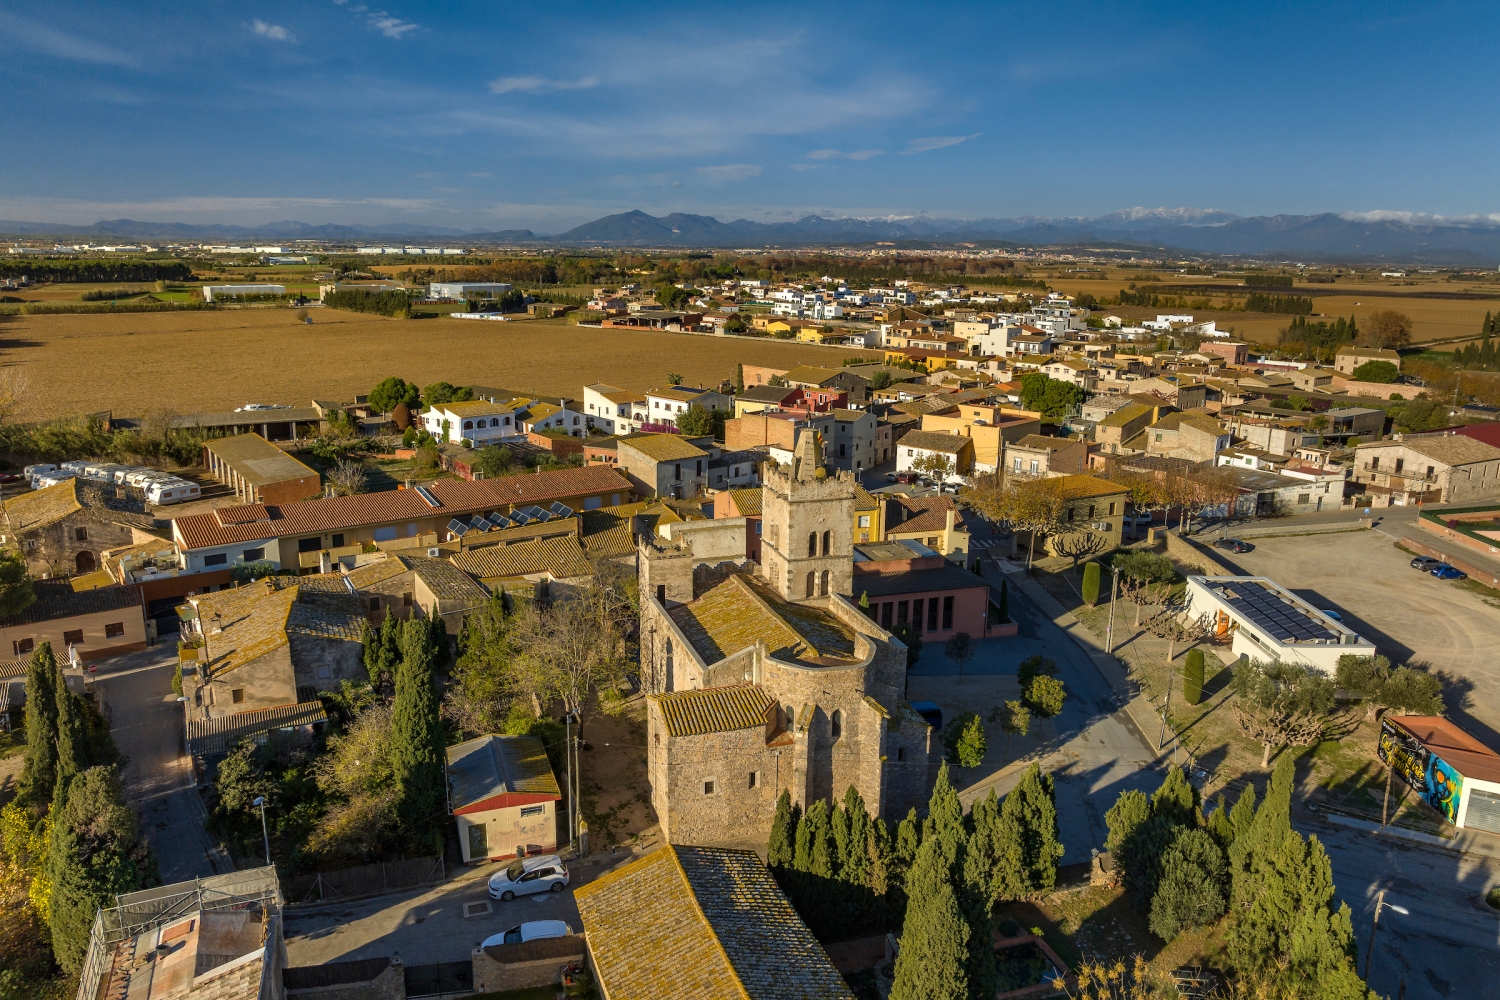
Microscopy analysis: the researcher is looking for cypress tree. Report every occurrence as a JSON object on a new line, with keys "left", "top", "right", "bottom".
{"left": 1003, "top": 764, "right": 1065, "bottom": 896}
{"left": 922, "top": 762, "right": 965, "bottom": 865}
{"left": 1151, "top": 766, "right": 1201, "bottom": 828}
{"left": 735, "top": 362, "right": 745, "bottom": 394}
{"left": 391, "top": 618, "right": 446, "bottom": 841}
{"left": 1230, "top": 754, "right": 1295, "bottom": 913}
{"left": 831, "top": 796, "right": 851, "bottom": 873}
{"left": 767, "top": 790, "right": 798, "bottom": 869}
{"left": 1182, "top": 648, "right": 1205, "bottom": 706}
{"left": 1149, "top": 827, "right": 1228, "bottom": 940}
{"left": 46, "top": 766, "right": 144, "bottom": 973}
{"left": 1104, "top": 788, "right": 1150, "bottom": 854}
{"left": 1082, "top": 561, "right": 1101, "bottom": 606}
{"left": 1228, "top": 782, "right": 1257, "bottom": 843}
{"left": 841, "top": 786, "right": 872, "bottom": 890}
{"left": 889, "top": 839, "right": 971, "bottom": 1000}
{"left": 805, "top": 800, "right": 834, "bottom": 880}
{"left": 793, "top": 800, "right": 815, "bottom": 873}
{"left": 16, "top": 643, "right": 60, "bottom": 810}
{"left": 1204, "top": 797, "right": 1234, "bottom": 851}
{"left": 53, "top": 664, "right": 92, "bottom": 796}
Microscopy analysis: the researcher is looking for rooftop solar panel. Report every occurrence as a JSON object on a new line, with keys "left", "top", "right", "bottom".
{"left": 1213, "top": 581, "right": 1339, "bottom": 644}
{"left": 447, "top": 518, "right": 470, "bottom": 536}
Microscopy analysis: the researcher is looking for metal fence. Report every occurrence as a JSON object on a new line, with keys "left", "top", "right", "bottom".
{"left": 76, "top": 866, "right": 281, "bottom": 1000}
{"left": 286, "top": 855, "right": 445, "bottom": 905}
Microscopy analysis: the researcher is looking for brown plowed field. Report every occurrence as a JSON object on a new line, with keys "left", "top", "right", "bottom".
{"left": 0, "top": 310, "right": 871, "bottom": 421}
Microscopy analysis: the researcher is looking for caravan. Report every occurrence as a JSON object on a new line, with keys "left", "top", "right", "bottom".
{"left": 144, "top": 479, "right": 201, "bottom": 506}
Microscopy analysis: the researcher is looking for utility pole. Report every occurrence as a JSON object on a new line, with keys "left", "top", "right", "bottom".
{"left": 1104, "top": 565, "right": 1120, "bottom": 654}
{"left": 1158, "top": 666, "right": 1174, "bottom": 751}
{"left": 252, "top": 796, "right": 271, "bottom": 866}
{"left": 1382, "top": 762, "right": 1393, "bottom": 828}
{"left": 564, "top": 712, "right": 575, "bottom": 851}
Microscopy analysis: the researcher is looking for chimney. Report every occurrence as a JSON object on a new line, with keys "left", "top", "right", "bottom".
{"left": 319, "top": 551, "right": 332, "bottom": 574}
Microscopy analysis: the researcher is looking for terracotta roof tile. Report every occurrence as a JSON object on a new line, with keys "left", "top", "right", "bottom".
{"left": 173, "top": 466, "right": 632, "bottom": 549}
{"left": 652, "top": 684, "right": 772, "bottom": 737}
{"left": 186, "top": 702, "right": 329, "bottom": 757}
{"left": 889, "top": 496, "right": 968, "bottom": 535}
{"left": 452, "top": 536, "right": 593, "bottom": 580}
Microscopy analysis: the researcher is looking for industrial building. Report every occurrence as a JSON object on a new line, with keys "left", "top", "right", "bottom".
{"left": 203, "top": 432, "right": 321, "bottom": 504}
{"left": 200, "top": 283, "right": 285, "bottom": 302}
{"left": 429, "top": 281, "right": 513, "bottom": 300}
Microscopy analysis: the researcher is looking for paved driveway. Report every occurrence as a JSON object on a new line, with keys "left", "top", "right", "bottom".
{"left": 1216, "top": 529, "right": 1500, "bottom": 741}
{"left": 92, "top": 646, "right": 227, "bottom": 882}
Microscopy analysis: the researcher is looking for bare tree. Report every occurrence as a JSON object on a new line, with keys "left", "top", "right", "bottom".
{"left": 1234, "top": 705, "right": 1324, "bottom": 768}
{"left": 1146, "top": 609, "right": 1213, "bottom": 661}
{"left": 1121, "top": 577, "right": 1174, "bottom": 627}
{"left": 509, "top": 579, "right": 635, "bottom": 721}
{"left": 1052, "top": 529, "right": 1109, "bottom": 569}
{"left": 326, "top": 458, "right": 368, "bottom": 497}
{"left": 965, "top": 475, "right": 1065, "bottom": 567}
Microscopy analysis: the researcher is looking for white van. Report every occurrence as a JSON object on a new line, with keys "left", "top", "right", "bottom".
{"left": 60, "top": 460, "right": 89, "bottom": 473}
{"left": 125, "top": 470, "right": 161, "bottom": 488}
{"left": 33, "top": 472, "right": 76, "bottom": 488}
{"left": 23, "top": 464, "right": 57, "bottom": 478}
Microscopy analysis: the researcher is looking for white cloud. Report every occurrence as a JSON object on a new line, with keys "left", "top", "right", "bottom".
{"left": 806, "top": 148, "right": 883, "bottom": 161}
{"left": 251, "top": 20, "right": 296, "bottom": 43}
{"left": 790, "top": 163, "right": 824, "bottom": 172}
{"left": 695, "top": 164, "right": 761, "bottom": 182}
{"left": 901, "top": 133, "right": 981, "bottom": 154}
{"left": 1339, "top": 210, "right": 1500, "bottom": 225}
{"left": 370, "top": 15, "right": 419, "bottom": 39}
{"left": 489, "top": 75, "right": 599, "bottom": 94}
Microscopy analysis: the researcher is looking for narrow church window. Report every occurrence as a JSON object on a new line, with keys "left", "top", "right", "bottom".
{"left": 704, "top": 779, "right": 716, "bottom": 795}
{"left": 748, "top": 771, "right": 759, "bottom": 789}
{"left": 897, "top": 748, "right": 906, "bottom": 762}
{"left": 665, "top": 638, "right": 673, "bottom": 674}
{"left": 657, "top": 584, "right": 666, "bottom": 604}
{"left": 807, "top": 532, "right": 817, "bottom": 557}
{"left": 805, "top": 572, "right": 815, "bottom": 598}
{"left": 830, "top": 710, "right": 842, "bottom": 740}
{"left": 821, "top": 530, "right": 830, "bottom": 555}
{"left": 820, "top": 570, "right": 829, "bottom": 596}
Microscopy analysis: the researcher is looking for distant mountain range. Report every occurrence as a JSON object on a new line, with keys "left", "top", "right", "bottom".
{"left": 4, "top": 208, "right": 1499, "bottom": 263}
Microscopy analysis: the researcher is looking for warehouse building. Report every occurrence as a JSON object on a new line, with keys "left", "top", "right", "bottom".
{"left": 203, "top": 433, "right": 321, "bottom": 505}
{"left": 429, "top": 281, "right": 513, "bottom": 301}
{"left": 200, "top": 283, "right": 285, "bottom": 302}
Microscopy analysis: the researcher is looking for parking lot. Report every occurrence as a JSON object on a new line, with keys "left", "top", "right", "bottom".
{"left": 1218, "top": 528, "right": 1500, "bottom": 741}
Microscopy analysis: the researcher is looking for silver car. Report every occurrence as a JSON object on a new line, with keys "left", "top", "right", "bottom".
{"left": 487, "top": 854, "right": 569, "bottom": 901}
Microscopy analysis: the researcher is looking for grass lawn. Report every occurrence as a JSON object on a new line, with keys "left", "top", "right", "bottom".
{"left": 0, "top": 728, "right": 24, "bottom": 760}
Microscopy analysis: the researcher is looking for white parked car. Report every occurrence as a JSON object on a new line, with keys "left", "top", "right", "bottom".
{"left": 487, "top": 854, "right": 569, "bottom": 901}
{"left": 479, "top": 920, "right": 572, "bottom": 948}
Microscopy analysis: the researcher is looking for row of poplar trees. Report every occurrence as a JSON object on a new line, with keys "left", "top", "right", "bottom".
{"left": 767, "top": 762, "right": 1064, "bottom": 1000}
{"left": 1, "top": 643, "right": 153, "bottom": 974}
{"left": 1105, "top": 756, "right": 1373, "bottom": 998}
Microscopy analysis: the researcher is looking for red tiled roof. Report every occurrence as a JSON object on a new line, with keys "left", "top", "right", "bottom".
{"left": 174, "top": 466, "right": 633, "bottom": 549}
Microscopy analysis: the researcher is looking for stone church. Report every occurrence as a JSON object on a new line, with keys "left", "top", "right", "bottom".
{"left": 639, "top": 431, "right": 938, "bottom": 846}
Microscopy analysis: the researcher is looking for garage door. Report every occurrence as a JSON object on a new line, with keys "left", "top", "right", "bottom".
{"left": 1464, "top": 787, "right": 1500, "bottom": 835}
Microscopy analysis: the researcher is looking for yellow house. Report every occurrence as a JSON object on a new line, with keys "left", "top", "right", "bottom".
{"left": 852, "top": 485, "right": 884, "bottom": 544}
{"left": 1043, "top": 475, "right": 1129, "bottom": 558}
{"left": 920, "top": 405, "right": 1042, "bottom": 474}
{"left": 796, "top": 327, "right": 837, "bottom": 344}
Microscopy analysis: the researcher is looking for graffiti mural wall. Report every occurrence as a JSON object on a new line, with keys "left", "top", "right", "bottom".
{"left": 1379, "top": 719, "right": 1465, "bottom": 824}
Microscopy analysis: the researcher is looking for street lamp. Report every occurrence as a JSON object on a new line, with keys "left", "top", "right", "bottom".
{"left": 1362, "top": 888, "right": 1409, "bottom": 981}
{"left": 252, "top": 796, "right": 271, "bottom": 866}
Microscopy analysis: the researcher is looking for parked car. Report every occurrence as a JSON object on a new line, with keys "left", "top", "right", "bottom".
{"left": 884, "top": 472, "right": 898, "bottom": 483}
{"left": 1431, "top": 565, "right": 1468, "bottom": 580}
{"left": 488, "top": 854, "right": 570, "bottom": 901}
{"left": 1409, "top": 556, "right": 1443, "bottom": 571}
{"left": 940, "top": 482, "right": 960, "bottom": 495}
{"left": 894, "top": 472, "right": 917, "bottom": 484}
{"left": 1215, "top": 538, "right": 1253, "bottom": 554}
{"left": 479, "top": 920, "right": 572, "bottom": 948}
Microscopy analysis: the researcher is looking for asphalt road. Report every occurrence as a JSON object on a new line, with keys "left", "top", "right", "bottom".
{"left": 1305, "top": 815, "right": 1500, "bottom": 1000}
{"left": 92, "top": 645, "right": 227, "bottom": 883}
{"left": 907, "top": 562, "right": 1164, "bottom": 867}
{"left": 284, "top": 849, "right": 640, "bottom": 967}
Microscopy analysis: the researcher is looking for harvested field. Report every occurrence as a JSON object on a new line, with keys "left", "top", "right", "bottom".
{"left": 0, "top": 309, "right": 871, "bottom": 420}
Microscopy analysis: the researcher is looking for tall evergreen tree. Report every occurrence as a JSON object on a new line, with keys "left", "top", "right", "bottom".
{"left": 1204, "top": 797, "right": 1234, "bottom": 851}
{"left": 805, "top": 800, "right": 835, "bottom": 880}
{"left": 1228, "top": 782, "right": 1258, "bottom": 843}
{"left": 922, "top": 762, "right": 965, "bottom": 866}
{"left": 840, "top": 786, "right": 873, "bottom": 891}
{"left": 1151, "top": 767, "right": 1201, "bottom": 828}
{"left": 831, "top": 795, "right": 851, "bottom": 873}
{"left": 46, "top": 766, "right": 146, "bottom": 973}
{"left": 53, "top": 662, "right": 92, "bottom": 796}
{"left": 1104, "top": 789, "right": 1150, "bottom": 854}
{"left": 890, "top": 839, "right": 971, "bottom": 1000}
{"left": 1149, "top": 828, "right": 1228, "bottom": 940}
{"left": 390, "top": 618, "right": 447, "bottom": 842}
{"left": 16, "top": 644, "right": 60, "bottom": 810}
{"left": 1003, "top": 764, "right": 1065, "bottom": 896}
{"left": 768, "top": 790, "right": 798, "bottom": 869}
{"left": 1230, "top": 753, "right": 1295, "bottom": 913}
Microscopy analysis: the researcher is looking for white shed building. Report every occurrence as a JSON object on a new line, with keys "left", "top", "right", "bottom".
{"left": 1183, "top": 575, "right": 1374, "bottom": 674}
{"left": 429, "top": 281, "right": 513, "bottom": 301}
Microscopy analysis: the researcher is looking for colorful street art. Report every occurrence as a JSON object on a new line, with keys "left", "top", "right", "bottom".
{"left": 1379, "top": 719, "right": 1464, "bottom": 824}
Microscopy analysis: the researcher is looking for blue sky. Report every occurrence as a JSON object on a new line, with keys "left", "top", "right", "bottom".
{"left": 1, "top": 1, "right": 1496, "bottom": 232}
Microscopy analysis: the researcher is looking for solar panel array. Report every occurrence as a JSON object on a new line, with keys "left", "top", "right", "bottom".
{"left": 1215, "top": 582, "right": 1339, "bottom": 644}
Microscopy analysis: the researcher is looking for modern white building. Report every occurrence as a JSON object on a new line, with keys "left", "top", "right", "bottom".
{"left": 201, "top": 284, "right": 285, "bottom": 302}
{"left": 429, "top": 281, "right": 513, "bottom": 300}
{"left": 643, "top": 386, "right": 732, "bottom": 429}
{"left": 1183, "top": 575, "right": 1375, "bottom": 674}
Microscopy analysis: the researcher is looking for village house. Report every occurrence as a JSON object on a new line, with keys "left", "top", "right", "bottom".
{"left": 1334, "top": 345, "right": 1402, "bottom": 375}
{"left": 0, "top": 581, "right": 147, "bottom": 661}
{"left": 895, "top": 429, "right": 975, "bottom": 479}
{"left": 2, "top": 478, "right": 165, "bottom": 579}
{"left": 1142, "top": 412, "right": 1231, "bottom": 463}
{"left": 644, "top": 386, "right": 732, "bottom": 429}
{"left": 1005, "top": 433, "right": 1089, "bottom": 478}
{"left": 1040, "top": 475, "right": 1129, "bottom": 559}
{"left": 614, "top": 433, "right": 714, "bottom": 500}
{"left": 1352, "top": 435, "right": 1500, "bottom": 504}
{"left": 446, "top": 734, "right": 562, "bottom": 864}
{"left": 581, "top": 383, "right": 646, "bottom": 435}
{"left": 422, "top": 399, "right": 526, "bottom": 445}
{"left": 882, "top": 496, "right": 970, "bottom": 563}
